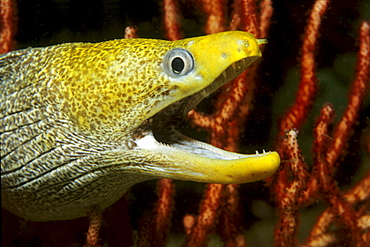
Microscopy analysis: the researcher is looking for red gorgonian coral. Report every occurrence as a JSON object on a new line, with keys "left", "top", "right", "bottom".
{"left": 1, "top": 0, "right": 369, "bottom": 246}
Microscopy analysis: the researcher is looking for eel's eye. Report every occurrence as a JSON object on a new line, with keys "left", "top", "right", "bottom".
{"left": 163, "top": 48, "right": 194, "bottom": 77}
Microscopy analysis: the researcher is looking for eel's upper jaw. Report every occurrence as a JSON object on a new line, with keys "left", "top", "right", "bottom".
{"left": 131, "top": 56, "right": 280, "bottom": 184}
{"left": 180, "top": 55, "right": 261, "bottom": 116}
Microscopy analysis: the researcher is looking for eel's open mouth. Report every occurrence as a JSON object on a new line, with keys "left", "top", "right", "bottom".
{"left": 130, "top": 56, "right": 280, "bottom": 184}
{"left": 133, "top": 56, "right": 265, "bottom": 159}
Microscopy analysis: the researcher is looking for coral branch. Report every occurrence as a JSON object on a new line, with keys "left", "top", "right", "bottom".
{"left": 152, "top": 179, "right": 175, "bottom": 245}
{"left": 218, "top": 184, "right": 247, "bottom": 247}
{"left": 326, "top": 21, "right": 370, "bottom": 167}
{"left": 163, "top": 0, "right": 182, "bottom": 41}
{"left": 85, "top": 207, "right": 103, "bottom": 247}
{"left": 183, "top": 184, "right": 224, "bottom": 246}
{"left": 277, "top": 0, "right": 329, "bottom": 136}
{"left": 124, "top": 26, "right": 138, "bottom": 39}
{"left": 229, "top": 0, "right": 242, "bottom": 31}
{"left": 183, "top": 214, "right": 196, "bottom": 235}
{"left": 187, "top": 110, "right": 212, "bottom": 130}
{"left": 273, "top": 18, "right": 369, "bottom": 247}
{"left": 186, "top": 1, "right": 273, "bottom": 245}
{"left": 304, "top": 20, "right": 370, "bottom": 246}
{"left": 196, "top": 0, "right": 225, "bottom": 34}
{"left": 259, "top": 0, "right": 273, "bottom": 38}
{"left": 304, "top": 172, "right": 370, "bottom": 246}
{"left": 210, "top": 70, "right": 252, "bottom": 150}
{"left": 0, "top": 0, "right": 16, "bottom": 54}
{"left": 269, "top": 3, "right": 330, "bottom": 245}
{"left": 273, "top": 129, "right": 308, "bottom": 247}
{"left": 301, "top": 104, "right": 335, "bottom": 203}
{"left": 240, "top": 0, "right": 259, "bottom": 36}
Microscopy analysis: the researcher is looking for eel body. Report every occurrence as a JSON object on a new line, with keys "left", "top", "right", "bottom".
{"left": 1, "top": 31, "right": 280, "bottom": 221}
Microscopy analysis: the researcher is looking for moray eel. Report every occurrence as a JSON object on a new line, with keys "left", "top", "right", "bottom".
{"left": 1, "top": 31, "right": 279, "bottom": 221}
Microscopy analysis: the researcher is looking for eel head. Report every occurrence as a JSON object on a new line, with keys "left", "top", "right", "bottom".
{"left": 1, "top": 31, "right": 279, "bottom": 221}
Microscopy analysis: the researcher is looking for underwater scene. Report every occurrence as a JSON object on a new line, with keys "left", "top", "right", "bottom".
{"left": 1, "top": 0, "right": 369, "bottom": 246}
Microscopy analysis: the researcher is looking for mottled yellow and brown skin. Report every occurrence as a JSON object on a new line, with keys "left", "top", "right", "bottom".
{"left": 1, "top": 31, "right": 280, "bottom": 221}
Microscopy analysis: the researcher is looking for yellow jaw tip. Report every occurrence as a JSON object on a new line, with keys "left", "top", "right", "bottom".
{"left": 153, "top": 149, "right": 281, "bottom": 184}
{"left": 191, "top": 151, "right": 280, "bottom": 184}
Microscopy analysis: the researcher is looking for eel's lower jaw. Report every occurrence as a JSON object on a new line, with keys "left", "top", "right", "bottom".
{"left": 132, "top": 129, "right": 280, "bottom": 184}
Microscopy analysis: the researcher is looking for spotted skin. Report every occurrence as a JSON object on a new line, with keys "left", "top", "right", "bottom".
{"left": 1, "top": 31, "right": 280, "bottom": 221}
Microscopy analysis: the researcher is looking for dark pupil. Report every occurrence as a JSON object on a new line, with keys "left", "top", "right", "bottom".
{"left": 172, "top": 57, "right": 184, "bottom": 74}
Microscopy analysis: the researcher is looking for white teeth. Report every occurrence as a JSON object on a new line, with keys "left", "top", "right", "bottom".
{"left": 240, "top": 59, "right": 246, "bottom": 67}
{"left": 231, "top": 63, "right": 237, "bottom": 71}
{"left": 219, "top": 58, "right": 250, "bottom": 83}
{"left": 255, "top": 150, "right": 267, "bottom": 155}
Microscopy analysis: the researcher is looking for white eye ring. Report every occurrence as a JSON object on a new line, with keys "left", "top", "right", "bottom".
{"left": 163, "top": 48, "right": 194, "bottom": 77}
